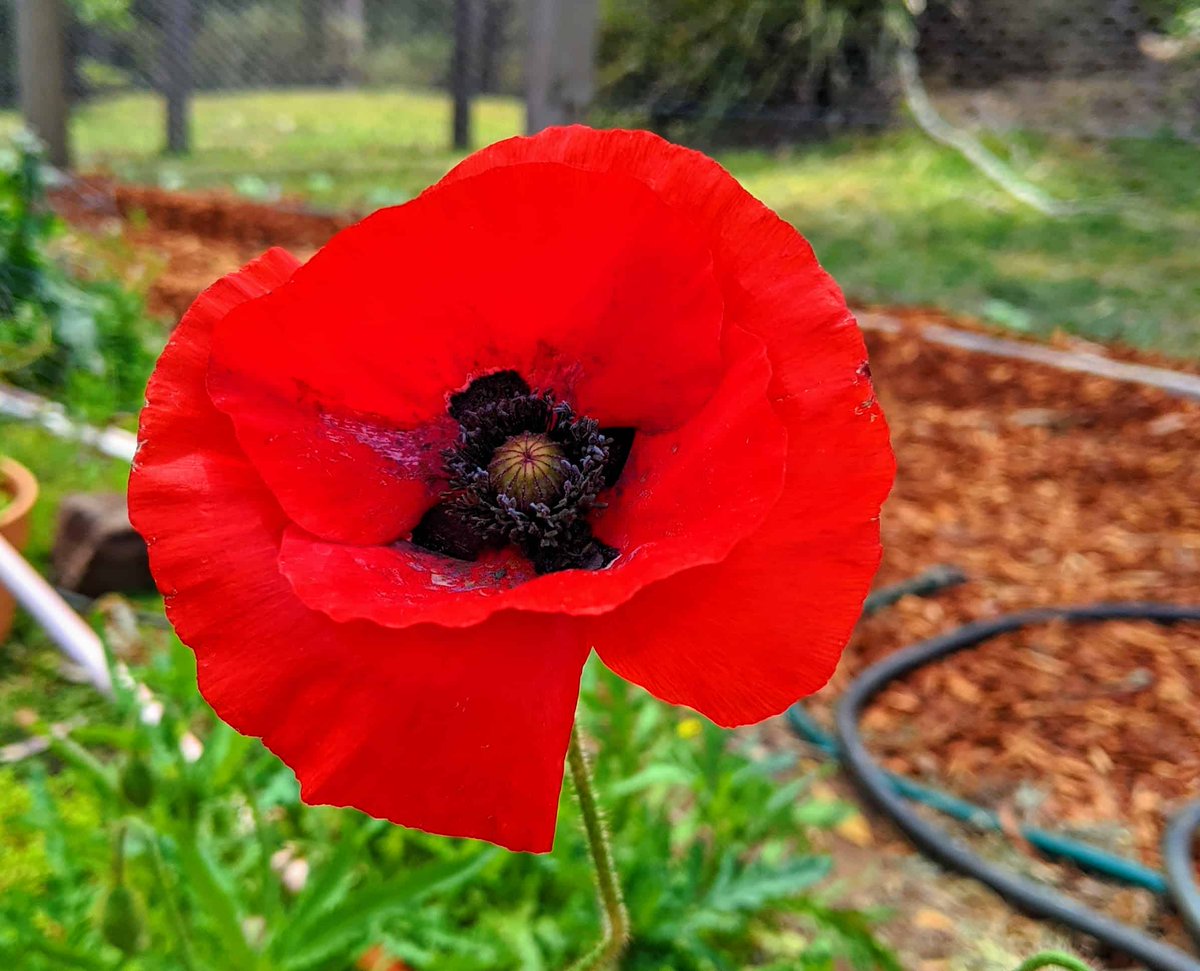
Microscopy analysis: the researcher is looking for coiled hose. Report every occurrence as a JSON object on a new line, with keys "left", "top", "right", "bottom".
{"left": 1165, "top": 800, "right": 1200, "bottom": 949}
{"left": 824, "top": 602, "right": 1200, "bottom": 971}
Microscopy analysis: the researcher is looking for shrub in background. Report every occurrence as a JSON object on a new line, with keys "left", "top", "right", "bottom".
{"left": 596, "top": 0, "right": 911, "bottom": 142}
{"left": 0, "top": 133, "right": 158, "bottom": 420}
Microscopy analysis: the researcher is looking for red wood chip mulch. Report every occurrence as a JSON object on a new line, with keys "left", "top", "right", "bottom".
{"left": 822, "top": 324, "right": 1199, "bottom": 867}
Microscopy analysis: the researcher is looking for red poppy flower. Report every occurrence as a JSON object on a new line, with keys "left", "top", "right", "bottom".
{"left": 129, "top": 126, "right": 893, "bottom": 852}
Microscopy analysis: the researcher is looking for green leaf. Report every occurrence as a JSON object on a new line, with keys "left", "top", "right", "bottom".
{"left": 276, "top": 849, "right": 498, "bottom": 971}
{"left": 23, "top": 766, "right": 73, "bottom": 882}
{"left": 631, "top": 695, "right": 663, "bottom": 746}
{"left": 762, "top": 777, "right": 808, "bottom": 817}
{"left": 195, "top": 722, "right": 256, "bottom": 792}
{"left": 607, "top": 762, "right": 695, "bottom": 797}
{"left": 731, "top": 749, "right": 796, "bottom": 782}
{"left": 705, "top": 854, "right": 832, "bottom": 914}
{"left": 173, "top": 831, "right": 263, "bottom": 969}
{"left": 792, "top": 799, "right": 855, "bottom": 829}
{"left": 271, "top": 826, "right": 373, "bottom": 950}
{"left": 490, "top": 907, "right": 546, "bottom": 971}
{"left": 45, "top": 735, "right": 118, "bottom": 799}
{"left": 25, "top": 935, "right": 116, "bottom": 970}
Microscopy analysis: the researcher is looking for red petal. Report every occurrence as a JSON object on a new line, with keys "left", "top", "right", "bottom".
{"left": 589, "top": 365, "right": 891, "bottom": 725}
{"left": 277, "top": 325, "right": 785, "bottom": 628}
{"left": 444, "top": 128, "right": 895, "bottom": 722}
{"left": 135, "top": 248, "right": 302, "bottom": 464}
{"left": 442, "top": 127, "right": 866, "bottom": 441}
{"left": 279, "top": 534, "right": 539, "bottom": 628}
{"left": 589, "top": 519, "right": 882, "bottom": 727}
{"left": 589, "top": 341, "right": 891, "bottom": 727}
{"left": 130, "top": 253, "right": 589, "bottom": 852}
{"left": 208, "top": 161, "right": 723, "bottom": 545}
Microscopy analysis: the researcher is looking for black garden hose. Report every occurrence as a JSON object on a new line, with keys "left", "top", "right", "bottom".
{"left": 1165, "top": 800, "right": 1200, "bottom": 949}
{"left": 832, "top": 603, "right": 1200, "bottom": 971}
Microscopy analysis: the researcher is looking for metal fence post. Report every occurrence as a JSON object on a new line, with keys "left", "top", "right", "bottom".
{"left": 15, "top": 0, "right": 71, "bottom": 168}
{"left": 525, "top": 0, "right": 597, "bottom": 134}
{"left": 163, "top": 0, "right": 193, "bottom": 155}
{"left": 341, "top": 0, "right": 366, "bottom": 84}
{"left": 452, "top": 0, "right": 477, "bottom": 150}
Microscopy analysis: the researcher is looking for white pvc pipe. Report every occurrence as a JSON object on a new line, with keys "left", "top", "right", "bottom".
{"left": 0, "top": 533, "right": 112, "bottom": 695}
{"left": 0, "top": 384, "right": 137, "bottom": 462}
{"left": 856, "top": 315, "right": 1200, "bottom": 402}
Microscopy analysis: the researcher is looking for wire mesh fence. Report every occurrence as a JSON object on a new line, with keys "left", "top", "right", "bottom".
{"left": 1, "top": 1, "right": 1197, "bottom": 156}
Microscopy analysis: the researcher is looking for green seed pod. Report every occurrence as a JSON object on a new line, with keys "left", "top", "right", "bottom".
{"left": 488, "top": 432, "right": 567, "bottom": 508}
{"left": 99, "top": 884, "right": 143, "bottom": 955}
{"left": 119, "top": 756, "right": 154, "bottom": 808}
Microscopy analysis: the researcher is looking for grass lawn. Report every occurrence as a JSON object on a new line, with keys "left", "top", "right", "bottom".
{"left": 2, "top": 86, "right": 1197, "bottom": 355}
{"left": 731, "top": 131, "right": 1200, "bottom": 357}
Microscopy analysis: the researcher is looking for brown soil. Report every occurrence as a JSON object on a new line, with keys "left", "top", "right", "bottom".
{"left": 51, "top": 178, "right": 345, "bottom": 319}
{"left": 52, "top": 182, "right": 1200, "bottom": 966}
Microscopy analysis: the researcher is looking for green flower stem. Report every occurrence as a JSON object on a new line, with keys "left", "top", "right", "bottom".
{"left": 128, "top": 818, "right": 199, "bottom": 971}
{"left": 566, "top": 723, "right": 629, "bottom": 971}
{"left": 111, "top": 819, "right": 128, "bottom": 882}
{"left": 1013, "top": 951, "right": 1096, "bottom": 971}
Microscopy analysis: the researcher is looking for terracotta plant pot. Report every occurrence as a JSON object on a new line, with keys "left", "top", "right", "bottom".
{"left": 0, "top": 457, "right": 39, "bottom": 642}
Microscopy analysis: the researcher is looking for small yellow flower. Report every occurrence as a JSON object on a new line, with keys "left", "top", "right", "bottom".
{"left": 676, "top": 718, "right": 703, "bottom": 740}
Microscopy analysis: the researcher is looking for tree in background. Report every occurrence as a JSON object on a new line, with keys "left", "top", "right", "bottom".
{"left": 479, "top": 0, "right": 516, "bottom": 93}
{"left": 595, "top": 0, "right": 913, "bottom": 142}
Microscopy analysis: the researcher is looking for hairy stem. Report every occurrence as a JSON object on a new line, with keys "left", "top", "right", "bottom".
{"left": 1013, "top": 951, "right": 1096, "bottom": 971}
{"left": 566, "top": 723, "right": 629, "bottom": 971}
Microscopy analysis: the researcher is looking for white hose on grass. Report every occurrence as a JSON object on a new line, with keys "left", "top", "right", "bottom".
{"left": 0, "top": 384, "right": 137, "bottom": 462}
{"left": 0, "top": 533, "right": 112, "bottom": 695}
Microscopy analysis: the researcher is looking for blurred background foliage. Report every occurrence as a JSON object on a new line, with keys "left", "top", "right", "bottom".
{"left": 0, "top": 134, "right": 156, "bottom": 420}
{"left": 595, "top": 0, "right": 912, "bottom": 140}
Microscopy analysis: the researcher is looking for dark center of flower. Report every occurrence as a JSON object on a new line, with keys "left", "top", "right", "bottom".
{"left": 410, "top": 371, "right": 633, "bottom": 575}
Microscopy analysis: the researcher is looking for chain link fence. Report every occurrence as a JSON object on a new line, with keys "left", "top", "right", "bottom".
{"left": 919, "top": 1, "right": 1199, "bottom": 140}
{"left": 1, "top": 1, "right": 1197, "bottom": 155}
